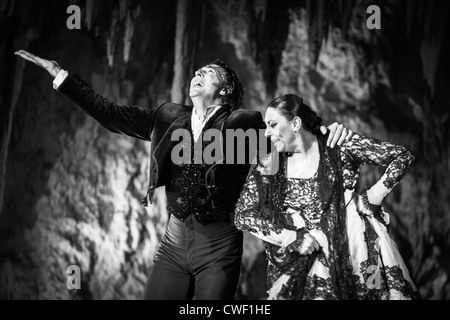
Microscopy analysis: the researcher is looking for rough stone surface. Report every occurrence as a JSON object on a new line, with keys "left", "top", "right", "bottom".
{"left": 0, "top": 0, "right": 448, "bottom": 300}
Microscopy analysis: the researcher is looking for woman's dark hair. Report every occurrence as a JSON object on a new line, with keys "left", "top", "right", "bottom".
{"left": 267, "top": 94, "right": 322, "bottom": 134}
{"left": 208, "top": 59, "right": 243, "bottom": 111}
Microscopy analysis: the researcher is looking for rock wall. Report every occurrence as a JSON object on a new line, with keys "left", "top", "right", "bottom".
{"left": 0, "top": 0, "right": 449, "bottom": 300}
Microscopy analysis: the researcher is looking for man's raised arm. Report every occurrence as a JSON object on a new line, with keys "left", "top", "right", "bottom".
{"left": 15, "top": 50, "right": 157, "bottom": 141}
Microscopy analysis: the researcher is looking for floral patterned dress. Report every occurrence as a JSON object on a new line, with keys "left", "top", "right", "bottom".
{"left": 234, "top": 133, "right": 417, "bottom": 300}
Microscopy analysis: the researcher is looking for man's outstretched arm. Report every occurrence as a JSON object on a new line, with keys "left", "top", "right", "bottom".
{"left": 15, "top": 50, "right": 157, "bottom": 141}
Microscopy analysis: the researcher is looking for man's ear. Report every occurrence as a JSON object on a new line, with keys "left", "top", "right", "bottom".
{"left": 219, "top": 87, "right": 230, "bottom": 96}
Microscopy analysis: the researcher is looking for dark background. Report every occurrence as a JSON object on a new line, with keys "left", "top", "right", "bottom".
{"left": 0, "top": 0, "right": 449, "bottom": 300}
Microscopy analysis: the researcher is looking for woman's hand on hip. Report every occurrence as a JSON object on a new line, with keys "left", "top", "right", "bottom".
{"left": 298, "top": 233, "right": 320, "bottom": 255}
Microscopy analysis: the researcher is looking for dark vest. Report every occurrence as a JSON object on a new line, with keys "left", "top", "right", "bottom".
{"left": 142, "top": 103, "right": 267, "bottom": 224}
{"left": 165, "top": 108, "right": 233, "bottom": 223}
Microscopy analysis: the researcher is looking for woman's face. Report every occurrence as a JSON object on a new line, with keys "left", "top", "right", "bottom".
{"left": 264, "top": 107, "right": 298, "bottom": 152}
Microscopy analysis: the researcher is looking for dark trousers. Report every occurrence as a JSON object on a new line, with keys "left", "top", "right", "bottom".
{"left": 143, "top": 214, "right": 243, "bottom": 300}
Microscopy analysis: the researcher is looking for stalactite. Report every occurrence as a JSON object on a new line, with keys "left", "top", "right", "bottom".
{"left": 341, "top": 0, "right": 354, "bottom": 39}
{"left": 420, "top": 39, "right": 439, "bottom": 98}
{"left": 406, "top": 0, "right": 414, "bottom": 37}
{"left": 419, "top": 0, "right": 426, "bottom": 25}
{"left": 420, "top": 1, "right": 449, "bottom": 98}
{"left": 119, "top": 0, "right": 128, "bottom": 20}
{"left": 123, "top": 12, "right": 133, "bottom": 63}
{"left": 316, "top": 0, "right": 325, "bottom": 46}
{"left": 199, "top": 1, "right": 206, "bottom": 49}
{"left": 84, "top": 0, "right": 94, "bottom": 30}
{"left": 254, "top": 0, "right": 267, "bottom": 22}
{"left": 171, "top": 0, "right": 202, "bottom": 104}
{"left": 103, "top": 0, "right": 143, "bottom": 67}
{"left": 338, "top": 0, "right": 343, "bottom": 14}
{"left": 123, "top": 6, "right": 141, "bottom": 63}
{"left": 0, "top": 0, "right": 9, "bottom": 14}
{"left": 323, "top": 0, "right": 332, "bottom": 44}
{"left": 237, "top": 0, "right": 247, "bottom": 19}
{"left": 0, "top": 0, "right": 40, "bottom": 216}
{"left": 106, "top": 9, "right": 119, "bottom": 68}
{"left": 306, "top": 0, "right": 312, "bottom": 23}
{"left": 424, "top": 0, "right": 434, "bottom": 37}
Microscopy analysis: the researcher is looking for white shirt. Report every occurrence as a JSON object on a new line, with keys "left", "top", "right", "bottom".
{"left": 53, "top": 69, "right": 69, "bottom": 89}
{"left": 191, "top": 105, "right": 222, "bottom": 142}
{"left": 53, "top": 70, "right": 223, "bottom": 142}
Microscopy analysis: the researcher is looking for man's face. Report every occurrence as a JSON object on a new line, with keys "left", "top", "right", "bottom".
{"left": 189, "top": 64, "right": 225, "bottom": 100}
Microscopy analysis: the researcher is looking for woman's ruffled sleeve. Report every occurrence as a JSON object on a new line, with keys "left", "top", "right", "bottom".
{"left": 341, "top": 133, "right": 415, "bottom": 190}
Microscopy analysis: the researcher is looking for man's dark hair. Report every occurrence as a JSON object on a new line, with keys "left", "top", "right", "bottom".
{"left": 208, "top": 59, "right": 243, "bottom": 111}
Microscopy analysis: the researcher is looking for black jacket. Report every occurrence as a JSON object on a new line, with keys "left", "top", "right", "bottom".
{"left": 57, "top": 74, "right": 267, "bottom": 214}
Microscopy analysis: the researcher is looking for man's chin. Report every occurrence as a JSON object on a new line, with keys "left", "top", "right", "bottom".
{"left": 189, "top": 91, "right": 199, "bottom": 98}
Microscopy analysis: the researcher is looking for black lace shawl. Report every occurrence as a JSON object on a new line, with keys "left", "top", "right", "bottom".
{"left": 253, "top": 134, "right": 358, "bottom": 299}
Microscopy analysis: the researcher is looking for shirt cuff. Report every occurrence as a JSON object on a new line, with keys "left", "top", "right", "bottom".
{"left": 53, "top": 70, "right": 69, "bottom": 90}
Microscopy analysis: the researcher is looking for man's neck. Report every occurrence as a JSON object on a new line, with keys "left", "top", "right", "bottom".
{"left": 191, "top": 97, "right": 222, "bottom": 119}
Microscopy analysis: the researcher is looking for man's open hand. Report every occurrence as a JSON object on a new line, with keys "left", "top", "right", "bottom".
{"left": 15, "top": 50, "right": 61, "bottom": 78}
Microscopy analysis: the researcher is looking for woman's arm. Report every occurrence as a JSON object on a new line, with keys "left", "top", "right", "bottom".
{"left": 234, "top": 173, "right": 319, "bottom": 255}
{"left": 341, "top": 133, "right": 415, "bottom": 205}
{"left": 234, "top": 174, "right": 298, "bottom": 247}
